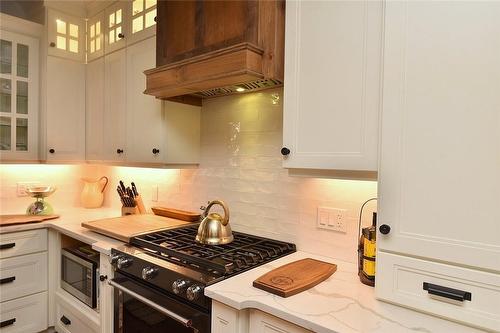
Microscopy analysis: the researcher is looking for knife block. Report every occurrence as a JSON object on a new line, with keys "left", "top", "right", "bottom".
{"left": 121, "top": 206, "right": 139, "bottom": 216}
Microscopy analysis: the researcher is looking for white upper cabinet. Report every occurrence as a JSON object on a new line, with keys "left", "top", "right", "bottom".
{"left": 125, "top": 36, "right": 163, "bottom": 163}
{"left": 0, "top": 30, "right": 39, "bottom": 161}
{"left": 47, "top": 9, "right": 85, "bottom": 62}
{"left": 87, "top": 12, "right": 105, "bottom": 61}
{"left": 127, "top": 0, "right": 157, "bottom": 45}
{"left": 283, "top": 1, "right": 383, "bottom": 171}
{"left": 105, "top": 1, "right": 128, "bottom": 54}
{"left": 377, "top": 1, "right": 500, "bottom": 273}
{"left": 45, "top": 56, "right": 85, "bottom": 161}
{"left": 85, "top": 57, "right": 104, "bottom": 161}
{"left": 103, "top": 48, "right": 127, "bottom": 162}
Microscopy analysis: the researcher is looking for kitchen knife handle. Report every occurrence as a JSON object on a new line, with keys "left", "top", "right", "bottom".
{"left": 0, "top": 242, "right": 15, "bottom": 250}
{"left": 0, "top": 318, "right": 16, "bottom": 328}
{"left": 0, "top": 276, "right": 15, "bottom": 285}
{"left": 423, "top": 282, "right": 471, "bottom": 302}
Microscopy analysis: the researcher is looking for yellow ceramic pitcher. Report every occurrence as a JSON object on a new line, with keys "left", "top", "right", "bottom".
{"left": 81, "top": 176, "right": 108, "bottom": 208}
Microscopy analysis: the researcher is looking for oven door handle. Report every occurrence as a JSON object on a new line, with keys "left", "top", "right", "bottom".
{"left": 108, "top": 279, "right": 193, "bottom": 328}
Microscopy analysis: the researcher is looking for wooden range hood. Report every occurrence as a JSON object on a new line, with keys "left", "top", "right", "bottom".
{"left": 144, "top": 0, "right": 285, "bottom": 105}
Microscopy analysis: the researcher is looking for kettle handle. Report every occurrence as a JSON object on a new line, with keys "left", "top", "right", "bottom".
{"left": 204, "top": 200, "right": 230, "bottom": 226}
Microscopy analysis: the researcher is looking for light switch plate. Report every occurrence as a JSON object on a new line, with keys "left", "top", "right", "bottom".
{"left": 317, "top": 207, "right": 347, "bottom": 233}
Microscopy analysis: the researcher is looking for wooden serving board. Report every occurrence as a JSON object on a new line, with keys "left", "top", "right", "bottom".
{"left": 81, "top": 214, "right": 193, "bottom": 242}
{"left": 0, "top": 214, "right": 60, "bottom": 226}
{"left": 253, "top": 258, "right": 337, "bottom": 297}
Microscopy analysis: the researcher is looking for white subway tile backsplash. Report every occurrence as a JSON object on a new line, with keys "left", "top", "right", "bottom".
{"left": 0, "top": 87, "right": 376, "bottom": 263}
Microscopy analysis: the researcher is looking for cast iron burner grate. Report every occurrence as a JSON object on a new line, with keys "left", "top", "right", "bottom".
{"left": 131, "top": 225, "right": 296, "bottom": 276}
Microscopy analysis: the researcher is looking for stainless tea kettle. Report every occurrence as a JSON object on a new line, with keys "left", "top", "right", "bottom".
{"left": 195, "top": 200, "right": 234, "bottom": 245}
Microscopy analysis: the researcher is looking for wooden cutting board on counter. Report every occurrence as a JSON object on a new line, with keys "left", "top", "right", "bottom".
{"left": 0, "top": 214, "right": 60, "bottom": 226}
{"left": 253, "top": 258, "right": 337, "bottom": 297}
{"left": 82, "top": 214, "right": 193, "bottom": 242}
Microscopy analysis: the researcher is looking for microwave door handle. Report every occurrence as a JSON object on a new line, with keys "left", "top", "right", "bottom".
{"left": 108, "top": 279, "right": 193, "bottom": 328}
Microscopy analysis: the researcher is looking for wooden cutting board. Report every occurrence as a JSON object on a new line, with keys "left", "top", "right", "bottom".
{"left": 0, "top": 214, "right": 60, "bottom": 226}
{"left": 81, "top": 214, "right": 193, "bottom": 242}
{"left": 253, "top": 258, "right": 337, "bottom": 297}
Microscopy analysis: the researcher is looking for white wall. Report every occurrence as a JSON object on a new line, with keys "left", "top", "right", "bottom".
{"left": 0, "top": 88, "right": 377, "bottom": 263}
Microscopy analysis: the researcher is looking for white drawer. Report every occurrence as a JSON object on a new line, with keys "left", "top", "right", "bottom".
{"left": 0, "top": 252, "right": 48, "bottom": 302}
{"left": 55, "top": 301, "right": 99, "bottom": 333}
{"left": 0, "top": 229, "right": 47, "bottom": 259}
{"left": 0, "top": 291, "right": 47, "bottom": 333}
{"left": 376, "top": 252, "right": 500, "bottom": 332}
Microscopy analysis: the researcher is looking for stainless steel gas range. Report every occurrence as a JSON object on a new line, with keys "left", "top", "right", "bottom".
{"left": 109, "top": 224, "right": 296, "bottom": 333}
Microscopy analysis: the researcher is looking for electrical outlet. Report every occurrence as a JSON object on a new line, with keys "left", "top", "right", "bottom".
{"left": 151, "top": 185, "right": 159, "bottom": 202}
{"left": 317, "top": 207, "right": 347, "bottom": 233}
{"left": 17, "top": 181, "right": 41, "bottom": 197}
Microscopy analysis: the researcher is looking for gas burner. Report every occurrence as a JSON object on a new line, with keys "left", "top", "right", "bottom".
{"left": 131, "top": 224, "right": 296, "bottom": 277}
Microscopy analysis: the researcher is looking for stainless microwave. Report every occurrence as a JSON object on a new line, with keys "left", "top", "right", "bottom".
{"left": 61, "top": 246, "right": 100, "bottom": 309}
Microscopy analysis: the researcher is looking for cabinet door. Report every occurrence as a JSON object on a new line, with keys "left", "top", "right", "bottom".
{"left": 127, "top": 0, "right": 158, "bottom": 45}
{"left": 378, "top": 1, "right": 500, "bottom": 272}
{"left": 47, "top": 9, "right": 85, "bottom": 62}
{"left": 282, "top": 1, "right": 383, "bottom": 171}
{"left": 0, "top": 30, "right": 39, "bottom": 160}
{"left": 46, "top": 56, "right": 85, "bottom": 161}
{"left": 105, "top": 1, "right": 128, "bottom": 54}
{"left": 249, "top": 309, "right": 311, "bottom": 333}
{"left": 104, "top": 49, "right": 127, "bottom": 161}
{"left": 87, "top": 12, "right": 105, "bottom": 62}
{"left": 86, "top": 58, "right": 104, "bottom": 161}
{"left": 125, "top": 36, "right": 164, "bottom": 163}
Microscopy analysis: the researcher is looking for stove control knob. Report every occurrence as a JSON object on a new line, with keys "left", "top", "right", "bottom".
{"left": 172, "top": 279, "right": 189, "bottom": 295}
{"left": 110, "top": 255, "right": 122, "bottom": 266}
{"left": 142, "top": 267, "right": 159, "bottom": 280}
{"left": 186, "top": 284, "right": 204, "bottom": 301}
{"left": 117, "top": 257, "right": 133, "bottom": 269}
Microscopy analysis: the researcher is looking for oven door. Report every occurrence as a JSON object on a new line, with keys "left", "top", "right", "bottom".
{"left": 110, "top": 273, "right": 210, "bottom": 333}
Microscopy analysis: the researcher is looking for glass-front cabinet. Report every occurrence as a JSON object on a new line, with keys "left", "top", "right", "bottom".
{"left": 0, "top": 30, "right": 39, "bottom": 161}
{"left": 47, "top": 9, "right": 85, "bottom": 62}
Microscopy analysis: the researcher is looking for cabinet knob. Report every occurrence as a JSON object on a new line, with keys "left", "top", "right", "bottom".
{"left": 49, "top": 42, "right": 56, "bottom": 47}
{"left": 152, "top": 148, "right": 160, "bottom": 155}
{"left": 99, "top": 275, "right": 107, "bottom": 282}
{"left": 280, "top": 147, "right": 291, "bottom": 156}
{"left": 116, "top": 149, "right": 124, "bottom": 154}
{"left": 154, "top": 16, "right": 157, "bottom": 22}
{"left": 379, "top": 224, "right": 391, "bottom": 235}
{"left": 118, "top": 33, "right": 125, "bottom": 39}
{"left": 49, "top": 148, "right": 55, "bottom": 154}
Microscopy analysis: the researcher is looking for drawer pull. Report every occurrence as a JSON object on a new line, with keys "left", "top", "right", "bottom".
{"left": 0, "top": 242, "right": 15, "bottom": 250}
{"left": 60, "top": 315, "right": 71, "bottom": 326}
{"left": 0, "top": 276, "right": 15, "bottom": 284}
{"left": 0, "top": 318, "right": 16, "bottom": 328}
{"left": 423, "top": 282, "right": 472, "bottom": 302}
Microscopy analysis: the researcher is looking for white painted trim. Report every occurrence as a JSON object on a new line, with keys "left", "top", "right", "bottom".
{"left": 0, "top": 13, "right": 43, "bottom": 38}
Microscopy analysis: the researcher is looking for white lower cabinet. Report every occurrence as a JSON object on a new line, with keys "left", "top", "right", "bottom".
{"left": 0, "top": 229, "right": 47, "bottom": 259}
{"left": 249, "top": 310, "right": 312, "bottom": 333}
{"left": 55, "top": 292, "right": 99, "bottom": 333}
{"left": 376, "top": 252, "right": 500, "bottom": 332}
{"left": 0, "top": 252, "right": 47, "bottom": 302}
{"left": 0, "top": 291, "right": 48, "bottom": 333}
{"left": 211, "top": 301, "right": 310, "bottom": 333}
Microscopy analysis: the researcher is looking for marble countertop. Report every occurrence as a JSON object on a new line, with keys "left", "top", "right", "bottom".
{"left": 0, "top": 208, "right": 125, "bottom": 254}
{"left": 205, "top": 251, "right": 483, "bottom": 333}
